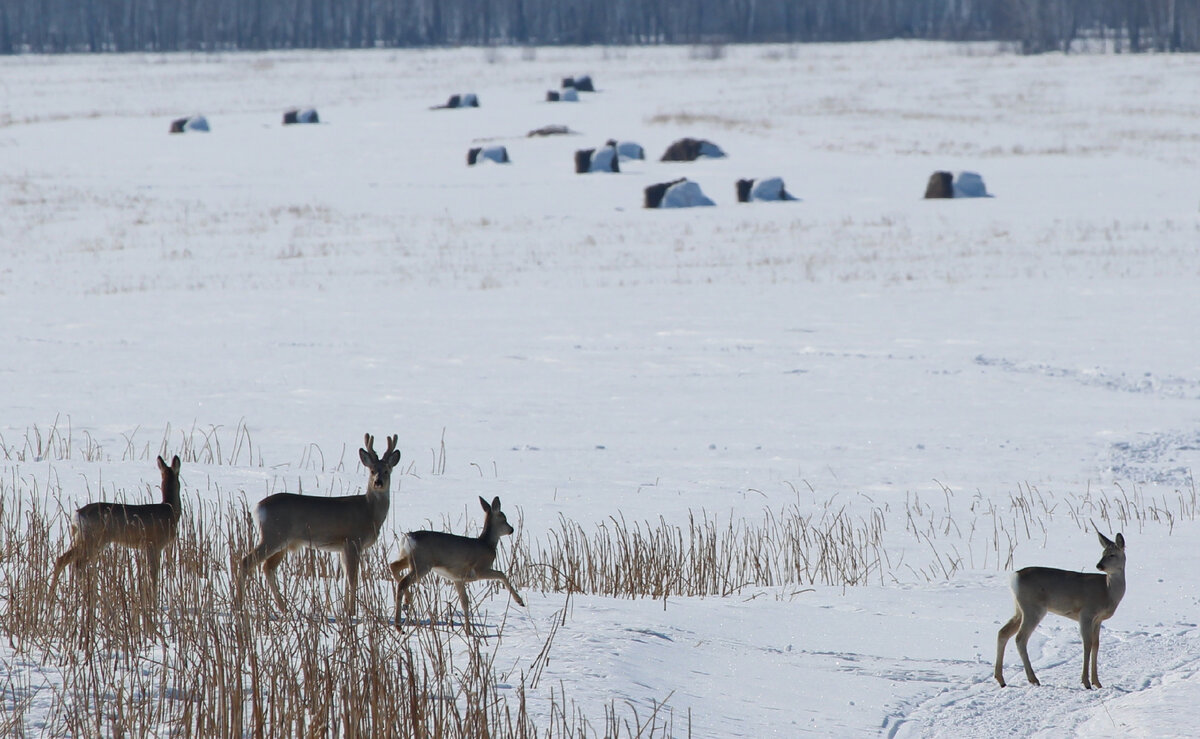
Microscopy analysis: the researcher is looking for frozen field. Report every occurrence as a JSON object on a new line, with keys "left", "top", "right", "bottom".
{"left": 2, "top": 41, "right": 1200, "bottom": 736}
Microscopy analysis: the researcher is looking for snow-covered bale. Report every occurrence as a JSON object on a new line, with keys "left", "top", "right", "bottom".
{"left": 283, "top": 108, "right": 319, "bottom": 125}
{"left": 644, "top": 179, "right": 684, "bottom": 209}
{"left": 924, "top": 171, "right": 954, "bottom": 199}
{"left": 924, "top": 170, "right": 992, "bottom": 198}
{"left": 607, "top": 140, "right": 645, "bottom": 161}
{"left": 660, "top": 137, "right": 726, "bottom": 162}
{"left": 547, "top": 88, "right": 579, "bottom": 102}
{"left": 644, "top": 178, "right": 715, "bottom": 209}
{"left": 467, "top": 146, "right": 510, "bottom": 165}
{"left": 562, "top": 75, "right": 595, "bottom": 92}
{"left": 662, "top": 180, "right": 716, "bottom": 208}
{"left": 736, "top": 177, "right": 797, "bottom": 203}
{"left": 169, "top": 115, "right": 209, "bottom": 134}
{"left": 433, "top": 93, "right": 479, "bottom": 109}
{"left": 952, "top": 171, "right": 991, "bottom": 198}
{"left": 574, "top": 144, "right": 619, "bottom": 174}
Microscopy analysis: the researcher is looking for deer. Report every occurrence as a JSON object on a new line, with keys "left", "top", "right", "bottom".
{"left": 237, "top": 433, "right": 400, "bottom": 617}
{"left": 48, "top": 455, "right": 183, "bottom": 601}
{"left": 994, "top": 529, "right": 1127, "bottom": 689}
{"left": 390, "top": 495, "right": 525, "bottom": 636}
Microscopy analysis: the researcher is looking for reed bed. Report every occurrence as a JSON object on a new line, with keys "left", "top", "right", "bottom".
{"left": 0, "top": 486, "right": 679, "bottom": 738}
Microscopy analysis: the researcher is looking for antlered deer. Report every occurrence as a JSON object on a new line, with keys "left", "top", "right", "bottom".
{"left": 238, "top": 433, "right": 400, "bottom": 616}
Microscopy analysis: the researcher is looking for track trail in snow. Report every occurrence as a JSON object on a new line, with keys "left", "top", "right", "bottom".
{"left": 889, "top": 623, "right": 1200, "bottom": 738}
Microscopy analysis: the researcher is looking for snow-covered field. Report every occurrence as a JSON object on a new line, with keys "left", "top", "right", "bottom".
{"left": 2, "top": 41, "right": 1199, "bottom": 736}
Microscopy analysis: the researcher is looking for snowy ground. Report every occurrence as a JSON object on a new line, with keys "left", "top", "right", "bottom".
{"left": 2, "top": 41, "right": 1200, "bottom": 736}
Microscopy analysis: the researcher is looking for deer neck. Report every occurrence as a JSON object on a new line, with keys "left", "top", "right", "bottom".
{"left": 365, "top": 484, "right": 391, "bottom": 524}
{"left": 479, "top": 518, "right": 502, "bottom": 551}
{"left": 1105, "top": 567, "right": 1127, "bottom": 607}
{"left": 161, "top": 477, "right": 182, "bottom": 520}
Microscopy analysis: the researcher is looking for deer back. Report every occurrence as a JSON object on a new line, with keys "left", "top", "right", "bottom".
{"left": 255, "top": 492, "right": 386, "bottom": 551}
{"left": 75, "top": 501, "right": 177, "bottom": 549}
{"left": 72, "top": 455, "right": 183, "bottom": 549}
{"left": 1014, "top": 565, "right": 1123, "bottom": 620}
{"left": 401, "top": 530, "right": 497, "bottom": 579}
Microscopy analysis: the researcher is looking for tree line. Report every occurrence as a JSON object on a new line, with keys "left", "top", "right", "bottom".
{"left": 2, "top": 0, "right": 1198, "bottom": 54}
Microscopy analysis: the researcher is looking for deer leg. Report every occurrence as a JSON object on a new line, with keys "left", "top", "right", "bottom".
{"left": 63, "top": 539, "right": 103, "bottom": 591}
{"left": 1079, "top": 617, "right": 1096, "bottom": 689}
{"left": 341, "top": 543, "right": 361, "bottom": 617}
{"left": 145, "top": 547, "right": 163, "bottom": 604}
{"left": 1014, "top": 606, "right": 1045, "bottom": 686}
{"left": 392, "top": 564, "right": 422, "bottom": 630}
{"left": 454, "top": 581, "right": 473, "bottom": 636}
{"left": 995, "top": 611, "right": 1021, "bottom": 687}
{"left": 481, "top": 569, "right": 525, "bottom": 607}
{"left": 1084, "top": 619, "right": 1099, "bottom": 691}
{"left": 237, "top": 543, "right": 272, "bottom": 604}
{"left": 262, "top": 550, "right": 289, "bottom": 612}
{"left": 49, "top": 544, "right": 84, "bottom": 598}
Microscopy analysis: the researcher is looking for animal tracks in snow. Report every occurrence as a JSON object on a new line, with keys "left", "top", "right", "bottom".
{"left": 888, "top": 624, "right": 1200, "bottom": 738}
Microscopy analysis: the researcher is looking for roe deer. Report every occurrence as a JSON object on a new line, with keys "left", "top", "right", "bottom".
{"left": 238, "top": 433, "right": 400, "bottom": 616}
{"left": 994, "top": 530, "right": 1127, "bottom": 689}
{"left": 390, "top": 495, "right": 524, "bottom": 635}
{"left": 48, "top": 455, "right": 183, "bottom": 601}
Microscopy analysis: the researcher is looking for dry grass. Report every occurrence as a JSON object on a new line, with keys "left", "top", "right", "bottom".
{"left": 0, "top": 417, "right": 259, "bottom": 467}
{"left": 644, "top": 111, "right": 772, "bottom": 133}
{"left": 511, "top": 505, "right": 887, "bottom": 600}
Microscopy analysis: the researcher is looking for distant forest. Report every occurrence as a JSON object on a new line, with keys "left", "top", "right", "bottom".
{"left": 3, "top": 0, "right": 1198, "bottom": 55}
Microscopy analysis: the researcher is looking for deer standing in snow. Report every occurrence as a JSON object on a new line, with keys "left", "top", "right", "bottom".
{"left": 994, "top": 530, "right": 1127, "bottom": 689}
{"left": 48, "top": 455, "right": 183, "bottom": 601}
{"left": 390, "top": 495, "right": 524, "bottom": 635}
{"left": 238, "top": 433, "right": 400, "bottom": 616}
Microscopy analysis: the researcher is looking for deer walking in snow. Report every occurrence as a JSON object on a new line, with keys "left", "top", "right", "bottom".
{"left": 390, "top": 495, "right": 524, "bottom": 635}
{"left": 48, "top": 455, "right": 183, "bottom": 601}
{"left": 237, "top": 433, "right": 400, "bottom": 616}
{"left": 994, "top": 529, "right": 1127, "bottom": 689}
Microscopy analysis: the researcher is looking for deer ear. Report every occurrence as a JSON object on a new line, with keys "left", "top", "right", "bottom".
{"left": 1097, "top": 530, "right": 1115, "bottom": 549}
{"left": 1115, "top": 533, "right": 1125, "bottom": 549}
{"left": 388, "top": 450, "right": 401, "bottom": 467}
{"left": 491, "top": 496, "right": 502, "bottom": 511}
{"left": 157, "top": 456, "right": 168, "bottom": 472}
{"left": 359, "top": 448, "right": 372, "bottom": 467}
{"left": 171, "top": 455, "right": 181, "bottom": 473}
{"left": 479, "top": 496, "right": 491, "bottom": 512}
